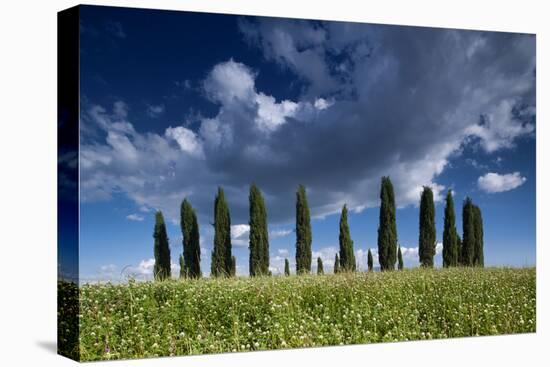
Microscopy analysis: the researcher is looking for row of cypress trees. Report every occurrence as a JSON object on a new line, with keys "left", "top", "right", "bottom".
{"left": 153, "top": 177, "right": 485, "bottom": 280}
{"left": 441, "top": 192, "right": 484, "bottom": 268}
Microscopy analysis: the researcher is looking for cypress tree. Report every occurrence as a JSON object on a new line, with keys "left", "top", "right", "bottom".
{"left": 418, "top": 186, "right": 436, "bottom": 267}
{"left": 377, "top": 177, "right": 397, "bottom": 270}
{"left": 334, "top": 253, "right": 340, "bottom": 274}
{"left": 153, "top": 211, "right": 171, "bottom": 281}
{"left": 473, "top": 205, "right": 484, "bottom": 267}
{"left": 230, "top": 256, "right": 237, "bottom": 277}
{"left": 339, "top": 204, "right": 356, "bottom": 272}
{"left": 295, "top": 185, "right": 312, "bottom": 274}
{"left": 456, "top": 231, "right": 462, "bottom": 265}
{"left": 367, "top": 249, "right": 374, "bottom": 272}
{"left": 397, "top": 246, "right": 404, "bottom": 270}
{"left": 179, "top": 254, "right": 186, "bottom": 279}
{"left": 249, "top": 184, "right": 269, "bottom": 276}
{"left": 317, "top": 257, "right": 324, "bottom": 275}
{"left": 181, "top": 199, "right": 201, "bottom": 278}
{"left": 211, "top": 187, "right": 232, "bottom": 277}
{"left": 461, "top": 197, "right": 475, "bottom": 266}
{"left": 442, "top": 190, "right": 458, "bottom": 267}
{"left": 284, "top": 258, "right": 290, "bottom": 276}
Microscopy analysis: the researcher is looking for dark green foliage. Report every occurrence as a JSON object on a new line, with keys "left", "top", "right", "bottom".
{"left": 284, "top": 258, "right": 290, "bottom": 276}
{"left": 398, "top": 246, "right": 404, "bottom": 270}
{"left": 377, "top": 177, "right": 397, "bottom": 271}
{"left": 153, "top": 211, "right": 171, "bottom": 281}
{"left": 334, "top": 253, "right": 340, "bottom": 274}
{"left": 179, "top": 254, "right": 186, "bottom": 279}
{"left": 367, "top": 249, "right": 374, "bottom": 272}
{"left": 249, "top": 184, "right": 269, "bottom": 276}
{"left": 211, "top": 187, "right": 232, "bottom": 277}
{"left": 181, "top": 199, "right": 201, "bottom": 278}
{"left": 317, "top": 257, "right": 324, "bottom": 275}
{"left": 456, "top": 231, "right": 462, "bottom": 264}
{"left": 230, "top": 256, "right": 237, "bottom": 277}
{"left": 295, "top": 185, "right": 312, "bottom": 275}
{"left": 442, "top": 190, "right": 459, "bottom": 267}
{"left": 339, "top": 204, "right": 356, "bottom": 272}
{"left": 461, "top": 197, "right": 475, "bottom": 266}
{"left": 57, "top": 281, "right": 80, "bottom": 360}
{"left": 418, "top": 186, "right": 436, "bottom": 267}
{"left": 473, "top": 205, "right": 484, "bottom": 267}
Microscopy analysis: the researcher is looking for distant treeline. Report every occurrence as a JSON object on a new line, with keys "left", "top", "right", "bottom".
{"left": 153, "top": 177, "right": 484, "bottom": 280}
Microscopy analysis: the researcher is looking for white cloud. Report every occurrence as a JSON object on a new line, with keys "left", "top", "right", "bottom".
{"left": 270, "top": 229, "right": 292, "bottom": 238}
{"left": 231, "top": 224, "right": 250, "bottom": 247}
{"left": 165, "top": 126, "right": 205, "bottom": 158}
{"left": 146, "top": 104, "right": 165, "bottom": 118}
{"left": 478, "top": 172, "right": 527, "bottom": 193}
{"left": 203, "top": 58, "right": 256, "bottom": 105}
{"left": 122, "top": 258, "right": 181, "bottom": 281}
{"left": 312, "top": 246, "right": 339, "bottom": 272}
{"left": 129, "top": 258, "right": 155, "bottom": 276}
{"left": 466, "top": 99, "right": 535, "bottom": 153}
{"left": 126, "top": 213, "right": 145, "bottom": 221}
{"left": 106, "top": 131, "right": 139, "bottom": 163}
{"left": 202, "top": 59, "right": 331, "bottom": 134}
{"left": 314, "top": 98, "right": 332, "bottom": 110}
{"left": 80, "top": 25, "right": 534, "bottom": 230}
{"left": 270, "top": 253, "right": 295, "bottom": 275}
{"left": 277, "top": 248, "right": 289, "bottom": 256}
{"left": 139, "top": 205, "right": 151, "bottom": 213}
{"left": 255, "top": 93, "right": 299, "bottom": 131}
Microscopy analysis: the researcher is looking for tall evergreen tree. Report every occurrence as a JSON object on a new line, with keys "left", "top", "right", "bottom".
{"left": 249, "top": 184, "right": 269, "bottom": 276}
{"left": 339, "top": 204, "right": 356, "bottom": 272}
{"left": 367, "top": 249, "right": 374, "bottom": 272}
{"left": 397, "top": 246, "right": 404, "bottom": 270}
{"left": 284, "top": 258, "right": 290, "bottom": 276}
{"left": 317, "top": 257, "right": 324, "bottom": 275}
{"left": 419, "top": 186, "right": 436, "bottom": 267}
{"left": 442, "top": 190, "right": 458, "bottom": 267}
{"left": 334, "top": 253, "right": 340, "bottom": 274}
{"left": 473, "top": 205, "right": 484, "bottom": 267}
{"left": 211, "top": 187, "right": 232, "bottom": 277}
{"left": 377, "top": 177, "right": 398, "bottom": 270}
{"left": 461, "top": 197, "right": 475, "bottom": 266}
{"left": 179, "top": 254, "right": 186, "bottom": 279}
{"left": 181, "top": 199, "right": 201, "bottom": 278}
{"left": 295, "top": 185, "right": 312, "bottom": 274}
{"left": 230, "top": 256, "right": 237, "bottom": 277}
{"left": 153, "top": 211, "right": 171, "bottom": 281}
{"left": 456, "top": 231, "right": 462, "bottom": 265}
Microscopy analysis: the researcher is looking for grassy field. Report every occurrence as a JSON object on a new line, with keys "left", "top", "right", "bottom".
{"left": 74, "top": 267, "right": 535, "bottom": 361}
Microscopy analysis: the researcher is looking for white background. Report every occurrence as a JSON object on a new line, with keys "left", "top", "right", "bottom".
{"left": 0, "top": 0, "right": 547, "bottom": 365}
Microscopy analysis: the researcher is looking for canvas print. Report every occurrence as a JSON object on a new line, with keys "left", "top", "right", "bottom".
{"left": 57, "top": 5, "right": 536, "bottom": 362}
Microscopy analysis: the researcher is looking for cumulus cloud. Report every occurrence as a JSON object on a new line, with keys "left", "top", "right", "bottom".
{"left": 165, "top": 126, "right": 205, "bottom": 158}
{"left": 478, "top": 172, "right": 527, "bottom": 193}
{"left": 312, "top": 246, "right": 339, "bottom": 272}
{"left": 465, "top": 99, "right": 535, "bottom": 152}
{"left": 126, "top": 213, "right": 144, "bottom": 221}
{"left": 80, "top": 20, "right": 535, "bottom": 230}
{"left": 231, "top": 224, "right": 250, "bottom": 247}
{"left": 122, "top": 258, "right": 180, "bottom": 280}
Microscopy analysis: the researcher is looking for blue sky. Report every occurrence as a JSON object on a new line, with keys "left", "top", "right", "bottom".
{"left": 76, "top": 6, "right": 536, "bottom": 282}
